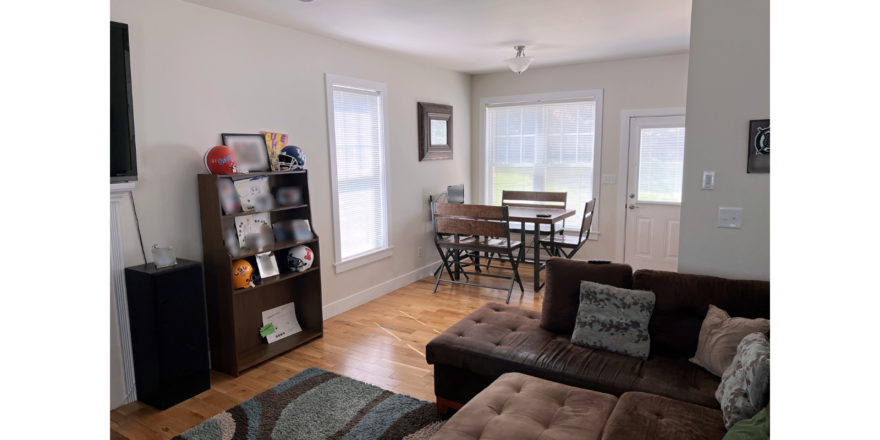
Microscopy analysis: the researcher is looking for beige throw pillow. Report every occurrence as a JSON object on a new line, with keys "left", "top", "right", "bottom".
{"left": 689, "top": 305, "right": 770, "bottom": 377}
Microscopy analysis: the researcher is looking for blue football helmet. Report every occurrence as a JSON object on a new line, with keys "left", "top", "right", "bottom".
{"left": 278, "top": 146, "right": 306, "bottom": 171}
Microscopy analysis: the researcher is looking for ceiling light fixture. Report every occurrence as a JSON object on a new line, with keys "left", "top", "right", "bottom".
{"left": 504, "top": 46, "right": 534, "bottom": 74}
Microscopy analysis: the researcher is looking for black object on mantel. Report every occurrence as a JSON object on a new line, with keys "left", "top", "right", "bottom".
{"left": 125, "top": 258, "right": 210, "bottom": 410}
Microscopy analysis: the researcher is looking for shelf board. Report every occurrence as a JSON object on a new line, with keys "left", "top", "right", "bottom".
{"left": 238, "top": 329, "right": 323, "bottom": 372}
{"left": 231, "top": 237, "right": 319, "bottom": 260}
{"left": 222, "top": 204, "right": 309, "bottom": 218}
{"left": 232, "top": 266, "right": 320, "bottom": 295}
{"left": 202, "top": 170, "right": 307, "bottom": 181}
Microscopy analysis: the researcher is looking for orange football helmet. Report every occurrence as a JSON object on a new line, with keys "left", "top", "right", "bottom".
{"left": 231, "top": 259, "right": 254, "bottom": 289}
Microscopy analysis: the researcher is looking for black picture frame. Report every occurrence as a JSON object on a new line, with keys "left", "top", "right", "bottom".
{"left": 221, "top": 133, "right": 272, "bottom": 172}
{"left": 417, "top": 102, "right": 453, "bottom": 161}
{"left": 747, "top": 119, "right": 770, "bottom": 173}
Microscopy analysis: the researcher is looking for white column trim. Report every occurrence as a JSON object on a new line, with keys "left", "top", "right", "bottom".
{"left": 111, "top": 182, "right": 137, "bottom": 405}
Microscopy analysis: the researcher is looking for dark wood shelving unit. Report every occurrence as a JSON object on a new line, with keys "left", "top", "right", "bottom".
{"left": 198, "top": 170, "right": 323, "bottom": 377}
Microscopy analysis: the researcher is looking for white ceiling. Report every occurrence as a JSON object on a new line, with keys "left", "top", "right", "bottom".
{"left": 184, "top": 0, "right": 692, "bottom": 74}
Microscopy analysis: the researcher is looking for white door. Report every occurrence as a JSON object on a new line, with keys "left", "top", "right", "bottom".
{"left": 624, "top": 115, "right": 686, "bottom": 272}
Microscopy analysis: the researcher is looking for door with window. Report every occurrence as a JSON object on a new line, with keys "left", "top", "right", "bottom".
{"left": 624, "top": 115, "right": 685, "bottom": 272}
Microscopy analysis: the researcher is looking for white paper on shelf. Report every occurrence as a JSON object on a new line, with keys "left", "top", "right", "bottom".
{"left": 261, "top": 302, "right": 302, "bottom": 344}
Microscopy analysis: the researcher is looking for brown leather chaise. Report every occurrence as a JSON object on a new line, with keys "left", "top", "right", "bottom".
{"left": 426, "top": 257, "right": 770, "bottom": 411}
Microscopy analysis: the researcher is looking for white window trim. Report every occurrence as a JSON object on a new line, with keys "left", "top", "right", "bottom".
{"left": 478, "top": 89, "right": 604, "bottom": 236}
{"left": 324, "top": 73, "right": 394, "bottom": 274}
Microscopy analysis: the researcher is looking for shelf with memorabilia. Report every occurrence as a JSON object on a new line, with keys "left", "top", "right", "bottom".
{"left": 197, "top": 169, "right": 323, "bottom": 377}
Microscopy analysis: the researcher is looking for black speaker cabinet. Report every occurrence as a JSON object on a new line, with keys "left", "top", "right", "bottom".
{"left": 125, "top": 258, "right": 210, "bottom": 409}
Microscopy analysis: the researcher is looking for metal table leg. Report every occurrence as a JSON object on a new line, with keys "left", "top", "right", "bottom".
{"left": 534, "top": 222, "right": 541, "bottom": 291}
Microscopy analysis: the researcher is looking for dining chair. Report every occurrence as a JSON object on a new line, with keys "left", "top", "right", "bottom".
{"left": 432, "top": 202, "right": 525, "bottom": 303}
{"left": 539, "top": 198, "right": 596, "bottom": 259}
{"left": 430, "top": 184, "right": 480, "bottom": 277}
{"left": 485, "top": 190, "right": 567, "bottom": 265}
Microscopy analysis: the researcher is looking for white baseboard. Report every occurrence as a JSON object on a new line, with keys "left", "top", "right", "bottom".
{"left": 322, "top": 261, "right": 441, "bottom": 320}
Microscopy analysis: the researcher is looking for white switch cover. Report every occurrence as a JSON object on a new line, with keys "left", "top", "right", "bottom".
{"left": 602, "top": 174, "right": 616, "bottom": 184}
{"left": 718, "top": 207, "right": 742, "bottom": 229}
{"left": 702, "top": 172, "right": 715, "bottom": 190}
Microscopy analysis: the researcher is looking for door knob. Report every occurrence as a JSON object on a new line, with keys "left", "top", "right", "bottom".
{"left": 629, "top": 194, "right": 635, "bottom": 198}
{"left": 629, "top": 204, "right": 640, "bottom": 209}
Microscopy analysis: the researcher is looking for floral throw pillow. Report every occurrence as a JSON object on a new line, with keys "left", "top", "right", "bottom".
{"left": 571, "top": 281, "right": 656, "bottom": 360}
{"left": 716, "top": 332, "right": 771, "bottom": 430}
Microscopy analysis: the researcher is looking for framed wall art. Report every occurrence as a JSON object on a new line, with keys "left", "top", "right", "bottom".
{"left": 417, "top": 102, "right": 453, "bottom": 161}
{"left": 222, "top": 133, "right": 271, "bottom": 172}
{"left": 747, "top": 119, "right": 770, "bottom": 173}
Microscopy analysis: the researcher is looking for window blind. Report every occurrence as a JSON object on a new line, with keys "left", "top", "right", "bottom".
{"left": 332, "top": 86, "right": 388, "bottom": 260}
{"left": 637, "top": 127, "right": 685, "bottom": 203}
{"left": 486, "top": 99, "right": 596, "bottom": 230}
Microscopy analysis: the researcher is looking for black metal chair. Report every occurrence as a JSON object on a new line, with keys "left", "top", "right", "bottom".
{"left": 430, "top": 185, "right": 480, "bottom": 276}
{"left": 432, "top": 202, "right": 525, "bottom": 303}
{"left": 539, "top": 198, "right": 596, "bottom": 259}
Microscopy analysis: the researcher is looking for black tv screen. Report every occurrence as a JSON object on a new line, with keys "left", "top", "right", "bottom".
{"left": 111, "top": 21, "right": 137, "bottom": 182}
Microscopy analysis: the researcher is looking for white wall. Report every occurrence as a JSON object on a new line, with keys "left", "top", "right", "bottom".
{"left": 110, "top": 0, "right": 469, "bottom": 407}
{"left": 677, "top": 0, "right": 769, "bottom": 280}
{"left": 108, "top": 262, "right": 126, "bottom": 411}
{"left": 470, "top": 54, "right": 689, "bottom": 260}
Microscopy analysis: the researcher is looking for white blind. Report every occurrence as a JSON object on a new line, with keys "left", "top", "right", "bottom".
{"left": 332, "top": 86, "right": 388, "bottom": 260}
{"left": 486, "top": 99, "right": 596, "bottom": 230}
{"left": 638, "top": 127, "right": 685, "bottom": 203}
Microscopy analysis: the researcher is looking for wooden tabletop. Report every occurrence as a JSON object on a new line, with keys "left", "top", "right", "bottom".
{"left": 507, "top": 206, "right": 576, "bottom": 224}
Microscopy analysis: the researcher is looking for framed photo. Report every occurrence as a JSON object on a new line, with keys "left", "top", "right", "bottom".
{"left": 417, "top": 102, "right": 453, "bottom": 161}
{"left": 747, "top": 119, "right": 770, "bottom": 173}
{"left": 222, "top": 133, "right": 271, "bottom": 172}
{"left": 255, "top": 251, "right": 280, "bottom": 278}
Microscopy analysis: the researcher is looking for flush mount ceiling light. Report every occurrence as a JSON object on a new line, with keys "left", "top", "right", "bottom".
{"left": 504, "top": 45, "right": 534, "bottom": 74}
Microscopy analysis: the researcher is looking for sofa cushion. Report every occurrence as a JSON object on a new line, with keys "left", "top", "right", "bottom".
{"left": 542, "top": 258, "right": 633, "bottom": 334}
{"left": 426, "top": 303, "right": 722, "bottom": 409}
{"left": 430, "top": 372, "right": 618, "bottom": 440}
{"left": 601, "top": 392, "right": 727, "bottom": 440}
{"left": 716, "top": 333, "right": 770, "bottom": 430}
{"left": 690, "top": 305, "right": 770, "bottom": 377}
{"left": 572, "top": 281, "right": 656, "bottom": 360}
{"left": 634, "top": 270, "right": 770, "bottom": 358}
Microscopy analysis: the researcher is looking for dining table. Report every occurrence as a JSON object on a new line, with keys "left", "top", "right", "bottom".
{"left": 506, "top": 206, "right": 577, "bottom": 291}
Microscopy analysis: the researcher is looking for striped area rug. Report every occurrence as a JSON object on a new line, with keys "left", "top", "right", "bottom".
{"left": 173, "top": 367, "right": 446, "bottom": 440}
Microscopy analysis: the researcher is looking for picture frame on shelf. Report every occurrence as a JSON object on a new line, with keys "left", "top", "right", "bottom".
{"left": 255, "top": 251, "right": 280, "bottom": 278}
{"left": 222, "top": 133, "right": 271, "bottom": 172}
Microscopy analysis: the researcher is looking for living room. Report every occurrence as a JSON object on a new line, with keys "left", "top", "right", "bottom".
{"left": 5, "top": 0, "right": 876, "bottom": 438}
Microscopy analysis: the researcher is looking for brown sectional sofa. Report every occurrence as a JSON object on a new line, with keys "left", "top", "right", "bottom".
{"left": 431, "top": 373, "right": 729, "bottom": 440}
{"left": 426, "top": 257, "right": 770, "bottom": 411}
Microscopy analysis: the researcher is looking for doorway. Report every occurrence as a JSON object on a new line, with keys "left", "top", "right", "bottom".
{"left": 620, "top": 112, "right": 686, "bottom": 271}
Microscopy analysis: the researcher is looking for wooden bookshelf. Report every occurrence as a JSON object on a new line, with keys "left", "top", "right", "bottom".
{"left": 197, "top": 170, "right": 323, "bottom": 377}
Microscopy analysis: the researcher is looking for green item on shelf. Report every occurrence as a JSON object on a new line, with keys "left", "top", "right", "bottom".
{"left": 723, "top": 407, "right": 769, "bottom": 440}
{"left": 259, "top": 323, "right": 275, "bottom": 338}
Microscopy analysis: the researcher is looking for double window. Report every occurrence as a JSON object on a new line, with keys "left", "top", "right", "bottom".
{"left": 325, "top": 74, "right": 392, "bottom": 273}
{"left": 481, "top": 90, "right": 603, "bottom": 232}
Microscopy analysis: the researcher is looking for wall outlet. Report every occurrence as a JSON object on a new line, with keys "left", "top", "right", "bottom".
{"left": 602, "top": 174, "right": 617, "bottom": 184}
{"left": 702, "top": 172, "right": 715, "bottom": 190}
{"left": 417, "top": 247, "right": 422, "bottom": 257}
{"left": 718, "top": 207, "right": 742, "bottom": 229}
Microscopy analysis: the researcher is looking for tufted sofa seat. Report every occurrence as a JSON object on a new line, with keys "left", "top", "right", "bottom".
{"left": 431, "top": 373, "right": 619, "bottom": 440}
{"left": 430, "top": 373, "right": 727, "bottom": 440}
{"left": 426, "top": 258, "right": 770, "bottom": 409}
{"left": 427, "top": 302, "right": 721, "bottom": 409}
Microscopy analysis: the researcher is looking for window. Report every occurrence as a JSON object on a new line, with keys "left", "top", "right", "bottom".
{"left": 481, "top": 90, "right": 603, "bottom": 232}
{"left": 637, "top": 127, "right": 686, "bottom": 203}
{"left": 325, "top": 74, "right": 392, "bottom": 273}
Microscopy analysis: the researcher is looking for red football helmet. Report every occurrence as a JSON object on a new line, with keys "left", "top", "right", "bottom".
{"left": 204, "top": 146, "right": 237, "bottom": 175}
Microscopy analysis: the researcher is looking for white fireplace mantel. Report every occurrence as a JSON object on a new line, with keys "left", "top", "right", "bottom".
{"left": 111, "top": 181, "right": 137, "bottom": 407}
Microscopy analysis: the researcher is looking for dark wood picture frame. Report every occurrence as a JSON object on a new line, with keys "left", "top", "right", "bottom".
{"left": 418, "top": 102, "right": 453, "bottom": 161}
{"left": 222, "top": 133, "right": 272, "bottom": 172}
{"left": 747, "top": 119, "right": 770, "bottom": 173}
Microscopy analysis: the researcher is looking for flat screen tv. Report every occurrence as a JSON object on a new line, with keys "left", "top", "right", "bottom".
{"left": 111, "top": 21, "right": 138, "bottom": 182}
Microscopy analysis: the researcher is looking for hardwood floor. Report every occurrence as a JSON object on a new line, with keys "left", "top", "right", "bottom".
{"left": 110, "top": 263, "right": 545, "bottom": 440}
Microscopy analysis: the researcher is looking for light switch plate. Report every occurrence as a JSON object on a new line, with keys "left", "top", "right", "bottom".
{"left": 718, "top": 207, "right": 742, "bottom": 229}
{"left": 601, "top": 174, "right": 616, "bottom": 184}
{"left": 702, "top": 172, "right": 715, "bottom": 190}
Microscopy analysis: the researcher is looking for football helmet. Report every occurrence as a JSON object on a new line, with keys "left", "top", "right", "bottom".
{"left": 287, "top": 245, "right": 314, "bottom": 273}
{"left": 204, "top": 145, "right": 237, "bottom": 175}
{"left": 231, "top": 259, "right": 254, "bottom": 289}
{"left": 278, "top": 146, "right": 306, "bottom": 171}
